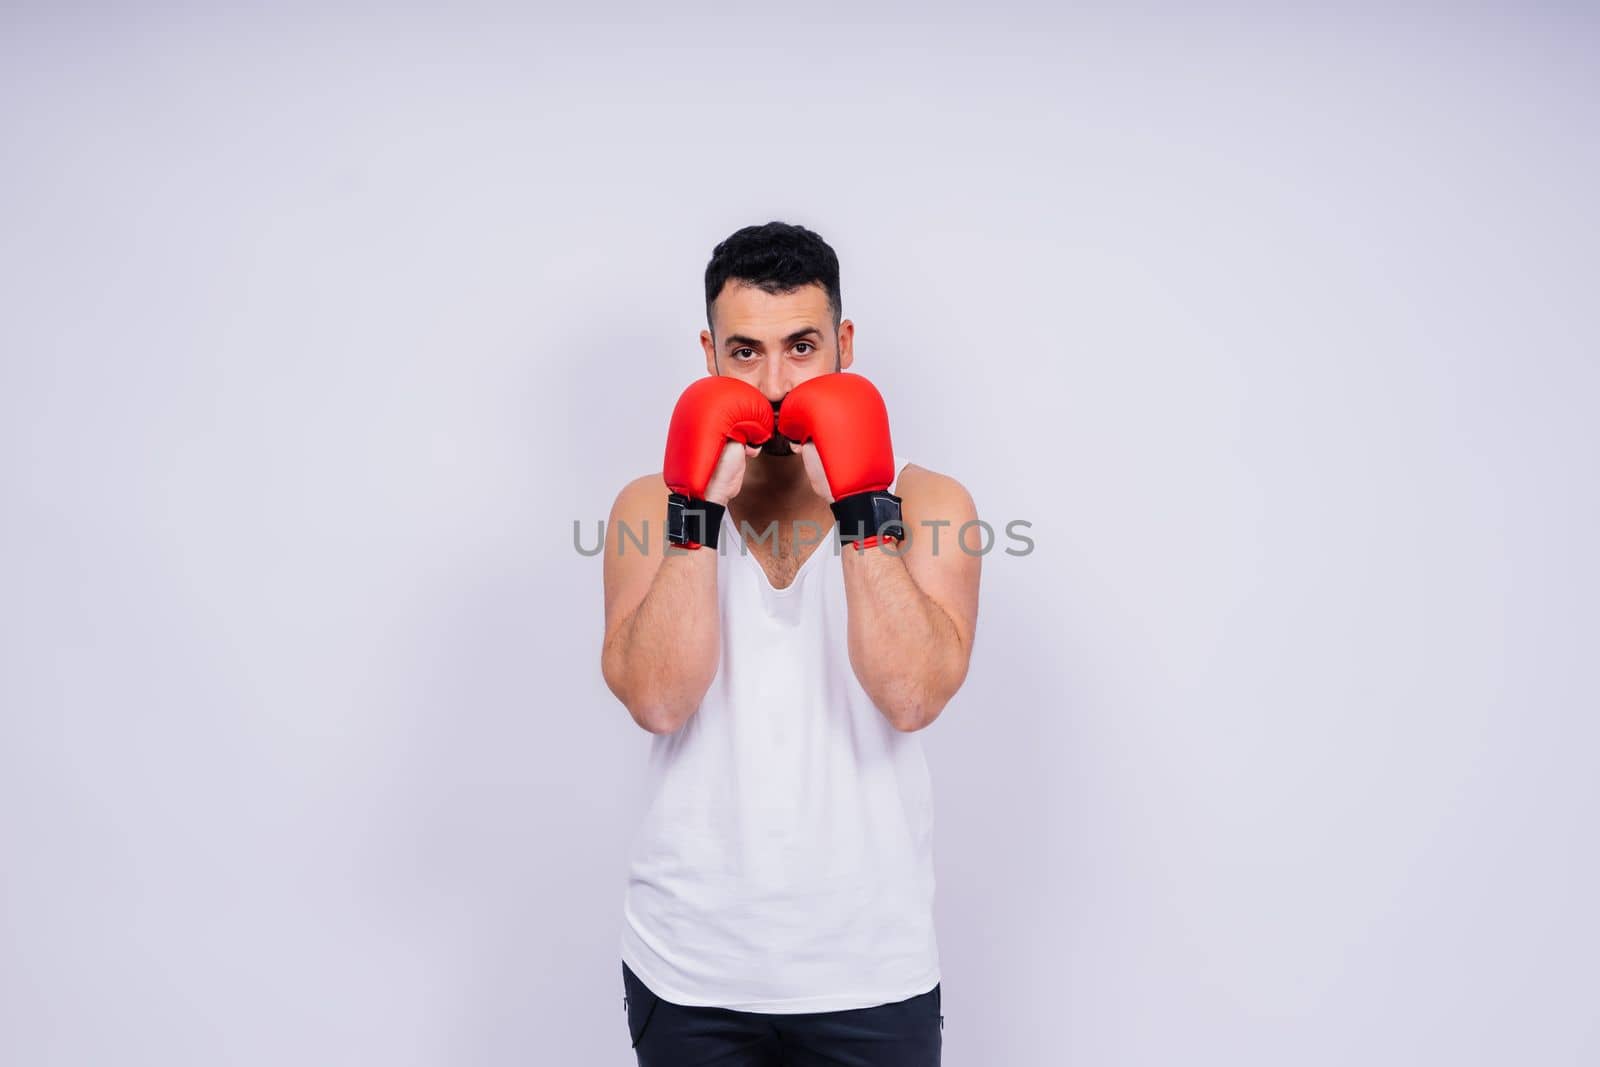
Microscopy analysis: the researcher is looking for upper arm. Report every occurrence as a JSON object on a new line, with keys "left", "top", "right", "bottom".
{"left": 898, "top": 465, "right": 982, "bottom": 672}
{"left": 602, "top": 472, "right": 668, "bottom": 652}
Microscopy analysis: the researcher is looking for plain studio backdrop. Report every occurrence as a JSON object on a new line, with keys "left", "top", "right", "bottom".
{"left": 1, "top": 5, "right": 1595, "bottom": 1065}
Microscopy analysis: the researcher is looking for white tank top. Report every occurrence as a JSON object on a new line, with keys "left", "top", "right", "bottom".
{"left": 619, "top": 458, "right": 940, "bottom": 1014}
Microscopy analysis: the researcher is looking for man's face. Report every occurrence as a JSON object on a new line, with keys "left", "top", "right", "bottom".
{"left": 700, "top": 281, "right": 854, "bottom": 405}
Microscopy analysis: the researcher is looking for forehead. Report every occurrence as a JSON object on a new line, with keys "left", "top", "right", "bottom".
{"left": 711, "top": 281, "right": 832, "bottom": 339}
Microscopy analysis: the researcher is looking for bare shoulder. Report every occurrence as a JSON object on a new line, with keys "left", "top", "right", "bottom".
{"left": 602, "top": 471, "right": 668, "bottom": 631}
{"left": 896, "top": 463, "right": 977, "bottom": 520}
{"left": 893, "top": 463, "right": 980, "bottom": 646}
{"left": 606, "top": 472, "right": 667, "bottom": 557}
{"left": 896, "top": 463, "right": 980, "bottom": 563}
{"left": 611, "top": 471, "right": 664, "bottom": 519}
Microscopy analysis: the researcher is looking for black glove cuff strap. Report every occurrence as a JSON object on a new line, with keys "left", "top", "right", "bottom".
{"left": 831, "top": 491, "right": 905, "bottom": 545}
{"left": 666, "top": 492, "right": 725, "bottom": 549}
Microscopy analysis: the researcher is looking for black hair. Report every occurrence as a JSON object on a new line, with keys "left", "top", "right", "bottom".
{"left": 703, "top": 221, "right": 842, "bottom": 333}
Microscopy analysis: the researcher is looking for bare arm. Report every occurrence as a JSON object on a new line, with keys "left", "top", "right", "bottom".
{"left": 840, "top": 466, "right": 981, "bottom": 732}
{"left": 600, "top": 474, "right": 720, "bottom": 733}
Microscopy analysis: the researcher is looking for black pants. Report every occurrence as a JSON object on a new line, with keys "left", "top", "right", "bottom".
{"left": 623, "top": 961, "right": 943, "bottom": 1066}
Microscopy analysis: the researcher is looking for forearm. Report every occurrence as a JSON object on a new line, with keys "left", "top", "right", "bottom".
{"left": 603, "top": 548, "right": 720, "bottom": 733}
{"left": 841, "top": 547, "right": 968, "bottom": 731}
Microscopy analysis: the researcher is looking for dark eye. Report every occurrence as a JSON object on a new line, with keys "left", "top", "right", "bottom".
{"left": 794, "top": 342, "right": 814, "bottom": 356}
{"left": 733, "top": 347, "right": 756, "bottom": 361}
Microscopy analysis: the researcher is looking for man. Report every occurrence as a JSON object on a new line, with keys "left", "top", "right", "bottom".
{"left": 601, "top": 221, "right": 981, "bottom": 1065}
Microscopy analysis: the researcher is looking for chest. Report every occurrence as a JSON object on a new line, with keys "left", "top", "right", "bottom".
{"left": 727, "top": 508, "right": 836, "bottom": 591}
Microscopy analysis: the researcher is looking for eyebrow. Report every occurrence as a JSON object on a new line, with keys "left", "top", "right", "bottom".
{"left": 723, "top": 327, "right": 822, "bottom": 350}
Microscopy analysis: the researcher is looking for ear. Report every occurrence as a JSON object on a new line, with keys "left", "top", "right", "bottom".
{"left": 700, "top": 329, "right": 717, "bottom": 376}
{"left": 836, "top": 319, "right": 855, "bottom": 371}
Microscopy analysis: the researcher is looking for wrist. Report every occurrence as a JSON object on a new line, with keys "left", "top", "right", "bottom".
{"left": 849, "top": 532, "right": 904, "bottom": 552}
{"left": 830, "top": 489, "right": 904, "bottom": 546}
{"left": 666, "top": 492, "right": 726, "bottom": 550}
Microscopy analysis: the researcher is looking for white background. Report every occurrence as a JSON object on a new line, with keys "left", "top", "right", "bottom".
{"left": 2, "top": 5, "right": 1596, "bottom": 1064}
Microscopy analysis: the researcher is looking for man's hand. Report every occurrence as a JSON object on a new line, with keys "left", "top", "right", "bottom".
{"left": 705, "top": 440, "right": 765, "bottom": 507}
{"left": 797, "top": 442, "right": 833, "bottom": 502}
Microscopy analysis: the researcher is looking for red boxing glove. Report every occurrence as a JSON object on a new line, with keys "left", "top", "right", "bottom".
{"left": 663, "top": 377, "right": 774, "bottom": 548}
{"left": 776, "top": 373, "right": 904, "bottom": 548}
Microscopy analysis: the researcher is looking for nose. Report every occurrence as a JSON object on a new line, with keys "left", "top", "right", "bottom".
{"left": 758, "top": 370, "right": 796, "bottom": 453}
{"left": 754, "top": 362, "right": 789, "bottom": 409}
